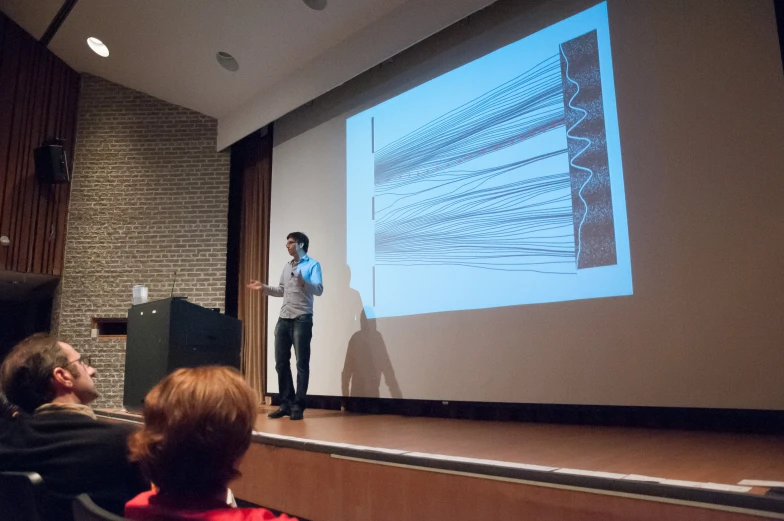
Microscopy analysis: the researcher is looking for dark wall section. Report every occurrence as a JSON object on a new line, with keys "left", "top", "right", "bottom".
{"left": 0, "top": 293, "right": 56, "bottom": 362}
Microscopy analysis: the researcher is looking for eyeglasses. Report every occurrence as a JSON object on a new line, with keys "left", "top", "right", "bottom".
{"left": 66, "top": 355, "right": 92, "bottom": 369}
{"left": 286, "top": 240, "right": 297, "bottom": 246}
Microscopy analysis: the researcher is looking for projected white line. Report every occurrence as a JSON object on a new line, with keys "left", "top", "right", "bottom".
{"left": 559, "top": 44, "right": 594, "bottom": 268}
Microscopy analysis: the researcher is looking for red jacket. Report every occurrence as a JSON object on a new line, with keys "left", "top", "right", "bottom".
{"left": 125, "top": 490, "right": 297, "bottom": 521}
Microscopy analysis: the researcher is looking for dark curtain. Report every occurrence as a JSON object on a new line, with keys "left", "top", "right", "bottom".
{"left": 226, "top": 126, "right": 273, "bottom": 398}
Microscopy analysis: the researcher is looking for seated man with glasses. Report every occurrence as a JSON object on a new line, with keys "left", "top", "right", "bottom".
{"left": 0, "top": 333, "right": 148, "bottom": 520}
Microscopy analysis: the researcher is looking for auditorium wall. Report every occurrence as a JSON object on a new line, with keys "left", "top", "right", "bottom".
{"left": 0, "top": 12, "right": 79, "bottom": 277}
{"left": 54, "top": 74, "right": 230, "bottom": 407}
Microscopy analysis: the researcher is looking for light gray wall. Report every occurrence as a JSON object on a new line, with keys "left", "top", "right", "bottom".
{"left": 56, "top": 74, "right": 230, "bottom": 408}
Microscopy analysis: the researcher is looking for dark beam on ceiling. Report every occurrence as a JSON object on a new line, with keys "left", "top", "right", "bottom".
{"left": 40, "top": 0, "right": 78, "bottom": 47}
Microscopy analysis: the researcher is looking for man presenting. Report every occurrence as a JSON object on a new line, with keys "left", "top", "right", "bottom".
{"left": 249, "top": 231, "right": 323, "bottom": 421}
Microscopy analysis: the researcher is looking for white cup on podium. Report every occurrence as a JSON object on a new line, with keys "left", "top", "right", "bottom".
{"left": 132, "top": 285, "right": 148, "bottom": 306}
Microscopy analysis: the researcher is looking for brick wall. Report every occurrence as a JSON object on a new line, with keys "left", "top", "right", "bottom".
{"left": 55, "top": 74, "right": 230, "bottom": 408}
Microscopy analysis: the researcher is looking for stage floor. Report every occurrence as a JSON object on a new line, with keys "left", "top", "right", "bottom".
{"left": 98, "top": 406, "right": 784, "bottom": 519}
{"left": 249, "top": 405, "right": 784, "bottom": 495}
{"left": 100, "top": 405, "right": 784, "bottom": 496}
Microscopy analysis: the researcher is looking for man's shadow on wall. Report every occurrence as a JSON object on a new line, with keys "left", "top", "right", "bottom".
{"left": 340, "top": 267, "right": 402, "bottom": 399}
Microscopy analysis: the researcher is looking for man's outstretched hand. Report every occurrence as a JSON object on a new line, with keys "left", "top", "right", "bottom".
{"left": 247, "top": 280, "right": 263, "bottom": 291}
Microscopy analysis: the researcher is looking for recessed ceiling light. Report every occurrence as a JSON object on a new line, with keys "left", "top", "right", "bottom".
{"left": 216, "top": 51, "right": 239, "bottom": 72}
{"left": 87, "top": 37, "right": 109, "bottom": 57}
{"left": 303, "top": 0, "right": 327, "bottom": 10}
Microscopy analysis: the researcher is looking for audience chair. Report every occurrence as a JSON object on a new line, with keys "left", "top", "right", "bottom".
{"left": 0, "top": 471, "right": 49, "bottom": 521}
{"left": 73, "top": 494, "right": 132, "bottom": 521}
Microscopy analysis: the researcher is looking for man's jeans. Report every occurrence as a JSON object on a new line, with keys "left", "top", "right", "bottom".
{"left": 274, "top": 314, "right": 313, "bottom": 411}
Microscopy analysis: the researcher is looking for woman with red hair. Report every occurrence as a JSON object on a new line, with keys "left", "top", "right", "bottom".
{"left": 125, "top": 366, "right": 296, "bottom": 521}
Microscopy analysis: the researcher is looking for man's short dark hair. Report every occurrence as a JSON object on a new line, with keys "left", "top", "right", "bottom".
{"left": 0, "top": 333, "right": 69, "bottom": 414}
{"left": 287, "top": 232, "right": 309, "bottom": 253}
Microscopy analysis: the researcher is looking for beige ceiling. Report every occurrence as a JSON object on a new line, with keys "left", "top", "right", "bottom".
{"left": 0, "top": 0, "right": 495, "bottom": 129}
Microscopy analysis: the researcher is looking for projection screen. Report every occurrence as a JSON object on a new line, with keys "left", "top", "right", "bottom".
{"left": 265, "top": 0, "right": 784, "bottom": 409}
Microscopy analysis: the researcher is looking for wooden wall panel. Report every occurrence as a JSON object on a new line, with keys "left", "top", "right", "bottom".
{"left": 0, "top": 12, "right": 79, "bottom": 276}
{"left": 234, "top": 444, "right": 779, "bottom": 521}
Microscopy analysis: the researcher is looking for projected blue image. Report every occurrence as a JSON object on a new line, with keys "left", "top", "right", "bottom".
{"left": 347, "top": 2, "right": 631, "bottom": 318}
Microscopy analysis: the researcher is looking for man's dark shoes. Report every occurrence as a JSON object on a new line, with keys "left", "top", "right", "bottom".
{"left": 290, "top": 408, "right": 304, "bottom": 421}
{"left": 268, "top": 408, "right": 290, "bottom": 419}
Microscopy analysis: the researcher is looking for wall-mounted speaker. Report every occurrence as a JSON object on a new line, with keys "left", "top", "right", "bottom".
{"left": 34, "top": 144, "right": 70, "bottom": 184}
